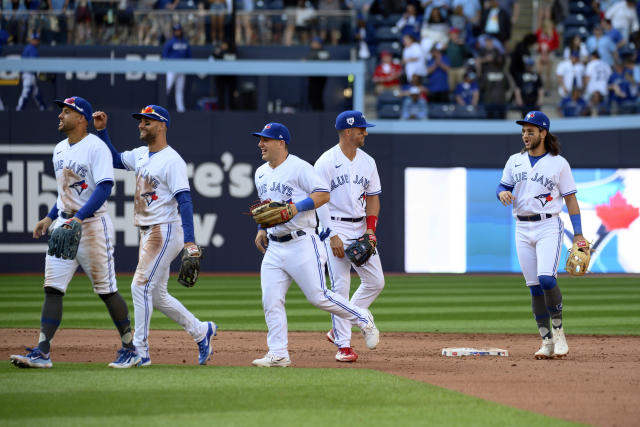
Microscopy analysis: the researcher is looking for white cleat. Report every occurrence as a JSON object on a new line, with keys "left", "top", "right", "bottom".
{"left": 252, "top": 353, "right": 291, "bottom": 367}
{"left": 534, "top": 337, "right": 555, "bottom": 360}
{"left": 360, "top": 309, "right": 380, "bottom": 350}
{"left": 552, "top": 327, "right": 569, "bottom": 358}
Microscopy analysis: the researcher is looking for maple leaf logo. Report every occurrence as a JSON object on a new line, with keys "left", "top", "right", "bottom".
{"left": 595, "top": 192, "right": 639, "bottom": 232}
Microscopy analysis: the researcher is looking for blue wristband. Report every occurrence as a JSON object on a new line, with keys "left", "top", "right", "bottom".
{"left": 294, "top": 197, "right": 315, "bottom": 212}
{"left": 570, "top": 214, "right": 582, "bottom": 235}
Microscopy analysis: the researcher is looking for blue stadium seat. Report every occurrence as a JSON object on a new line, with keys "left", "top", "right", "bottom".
{"left": 376, "top": 41, "right": 402, "bottom": 57}
{"left": 377, "top": 89, "right": 401, "bottom": 106}
{"left": 452, "top": 104, "right": 486, "bottom": 119}
{"left": 370, "top": 14, "right": 386, "bottom": 28}
{"left": 428, "top": 103, "right": 457, "bottom": 119}
{"left": 569, "top": 1, "right": 593, "bottom": 15}
{"left": 377, "top": 103, "right": 402, "bottom": 119}
{"left": 375, "top": 26, "right": 400, "bottom": 42}
{"left": 384, "top": 14, "right": 403, "bottom": 27}
{"left": 563, "top": 26, "right": 589, "bottom": 44}
{"left": 564, "top": 14, "right": 589, "bottom": 28}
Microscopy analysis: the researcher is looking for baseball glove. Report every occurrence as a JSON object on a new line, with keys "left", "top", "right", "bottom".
{"left": 48, "top": 219, "right": 82, "bottom": 260}
{"left": 250, "top": 199, "right": 294, "bottom": 228}
{"left": 178, "top": 245, "right": 203, "bottom": 287}
{"left": 565, "top": 239, "right": 592, "bottom": 276}
{"left": 345, "top": 233, "right": 377, "bottom": 267}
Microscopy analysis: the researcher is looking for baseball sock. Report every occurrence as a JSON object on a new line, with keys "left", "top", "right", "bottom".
{"left": 538, "top": 275, "right": 563, "bottom": 329}
{"left": 38, "top": 287, "right": 64, "bottom": 355}
{"left": 100, "top": 292, "right": 134, "bottom": 349}
{"left": 530, "top": 285, "right": 551, "bottom": 339}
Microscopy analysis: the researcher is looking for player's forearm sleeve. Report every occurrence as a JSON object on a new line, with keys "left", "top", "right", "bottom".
{"left": 47, "top": 202, "right": 58, "bottom": 221}
{"left": 96, "top": 129, "right": 125, "bottom": 169}
{"left": 175, "top": 190, "right": 195, "bottom": 244}
{"left": 496, "top": 183, "right": 514, "bottom": 200}
{"left": 316, "top": 204, "right": 337, "bottom": 238}
{"left": 76, "top": 181, "right": 113, "bottom": 220}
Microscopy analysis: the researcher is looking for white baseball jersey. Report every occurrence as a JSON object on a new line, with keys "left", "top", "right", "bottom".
{"left": 500, "top": 152, "right": 577, "bottom": 217}
{"left": 52, "top": 133, "right": 114, "bottom": 216}
{"left": 584, "top": 58, "right": 612, "bottom": 98}
{"left": 314, "top": 145, "right": 382, "bottom": 220}
{"left": 254, "top": 154, "right": 327, "bottom": 236}
{"left": 120, "top": 146, "right": 190, "bottom": 227}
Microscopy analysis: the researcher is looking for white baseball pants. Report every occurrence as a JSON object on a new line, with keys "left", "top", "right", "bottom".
{"left": 166, "top": 72, "right": 186, "bottom": 112}
{"left": 515, "top": 215, "right": 564, "bottom": 286}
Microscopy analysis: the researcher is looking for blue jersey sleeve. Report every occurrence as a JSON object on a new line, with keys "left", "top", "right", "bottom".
{"left": 76, "top": 181, "right": 113, "bottom": 220}
{"left": 175, "top": 190, "right": 195, "bottom": 244}
{"left": 496, "top": 182, "right": 514, "bottom": 200}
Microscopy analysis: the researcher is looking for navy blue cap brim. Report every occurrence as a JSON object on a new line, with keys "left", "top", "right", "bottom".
{"left": 252, "top": 131, "right": 283, "bottom": 139}
{"left": 55, "top": 100, "right": 89, "bottom": 119}
{"left": 132, "top": 113, "right": 168, "bottom": 123}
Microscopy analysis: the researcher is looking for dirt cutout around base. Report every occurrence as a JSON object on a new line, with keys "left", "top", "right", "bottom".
{"left": 3, "top": 328, "right": 639, "bottom": 427}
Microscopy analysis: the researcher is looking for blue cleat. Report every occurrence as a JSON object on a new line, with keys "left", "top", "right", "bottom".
{"left": 197, "top": 321, "right": 217, "bottom": 365}
{"left": 10, "top": 347, "right": 52, "bottom": 368}
{"left": 108, "top": 347, "right": 141, "bottom": 368}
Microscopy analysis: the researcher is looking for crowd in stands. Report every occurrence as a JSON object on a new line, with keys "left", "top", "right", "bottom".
{"left": 1, "top": 0, "right": 640, "bottom": 118}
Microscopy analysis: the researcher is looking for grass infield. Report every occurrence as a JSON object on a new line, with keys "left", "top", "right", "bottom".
{"left": 1, "top": 274, "right": 636, "bottom": 426}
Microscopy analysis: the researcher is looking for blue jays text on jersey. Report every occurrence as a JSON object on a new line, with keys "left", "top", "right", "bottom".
{"left": 54, "top": 159, "right": 88, "bottom": 178}
{"left": 330, "top": 174, "right": 370, "bottom": 192}
{"left": 513, "top": 171, "right": 556, "bottom": 192}
{"left": 258, "top": 181, "right": 294, "bottom": 198}
{"left": 138, "top": 168, "right": 160, "bottom": 190}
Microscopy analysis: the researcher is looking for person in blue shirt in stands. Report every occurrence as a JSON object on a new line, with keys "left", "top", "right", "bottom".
{"left": 454, "top": 71, "right": 479, "bottom": 106}
{"left": 162, "top": 24, "right": 191, "bottom": 113}
{"left": 426, "top": 43, "right": 451, "bottom": 103}
{"left": 560, "top": 87, "right": 588, "bottom": 117}
{"left": 16, "top": 32, "right": 47, "bottom": 111}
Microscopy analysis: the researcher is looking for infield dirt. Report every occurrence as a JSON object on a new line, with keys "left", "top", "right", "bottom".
{"left": 3, "top": 328, "right": 639, "bottom": 427}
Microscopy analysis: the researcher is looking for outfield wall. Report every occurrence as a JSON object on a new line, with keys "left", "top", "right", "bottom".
{"left": 1, "top": 111, "right": 639, "bottom": 273}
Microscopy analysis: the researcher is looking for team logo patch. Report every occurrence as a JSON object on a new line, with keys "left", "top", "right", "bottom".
{"left": 141, "top": 191, "right": 159, "bottom": 206}
{"left": 69, "top": 180, "right": 88, "bottom": 195}
{"left": 534, "top": 192, "right": 553, "bottom": 207}
{"left": 526, "top": 112, "right": 535, "bottom": 120}
{"left": 264, "top": 124, "right": 271, "bottom": 130}
{"left": 346, "top": 117, "right": 355, "bottom": 126}
{"left": 358, "top": 191, "right": 367, "bottom": 207}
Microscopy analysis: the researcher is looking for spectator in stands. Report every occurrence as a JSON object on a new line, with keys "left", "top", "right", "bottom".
{"left": 605, "top": 0, "right": 639, "bottom": 42}
{"left": 587, "top": 24, "right": 618, "bottom": 66}
{"left": 354, "top": 13, "right": 376, "bottom": 69}
{"left": 513, "top": 56, "right": 544, "bottom": 116}
{"left": 211, "top": 41, "right": 237, "bottom": 110}
{"left": 454, "top": 71, "right": 479, "bottom": 106}
{"left": 316, "top": 0, "right": 343, "bottom": 45}
{"left": 498, "top": 0, "right": 520, "bottom": 25}
{"left": 445, "top": 27, "right": 468, "bottom": 92}
{"left": 208, "top": 0, "right": 227, "bottom": 44}
{"left": 401, "top": 85, "right": 428, "bottom": 119}
{"left": 509, "top": 33, "right": 537, "bottom": 80}
{"left": 75, "top": 0, "right": 93, "bottom": 44}
{"left": 284, "top": 0, "right": 316, "bottom": 46}
{"left": 402, "top": 33, "right": 427, "bottom": 82}
{"left": 479, "top": 37, "right": 509, "bottom": 119}
{"left": 480, "top": 0, "right": 511, "bottom": 43}
{"left": 583, "top": 50, "right": 613, "bottom": 101}
{"left": 586, "top": 90, "right": 611, "bottom": 116}
{"left": 556, "top": 51, "right": 585, "bottom": 98}
{"left": 16, "top": 32, "right": 46, "bottom": 111}
{"left": 396, "top": 3, "right": 422, "bottom": 37}
{"left": 421, "top": 0, "right": 452, "bottom": 22}
{"left": 235, "top": 0, "right": 254, "bottom": 45}
{"left": 602, "top": 18, "right": 626, "bottom": 49}
{"left": 373, "top": 50, "right": 402, "bottom": 94}
{"left": 163, "top": 24, "right": 191, "bottom": 112}
{"left": 562, "top": 33, "right": 589, "bottom": 62}
{"left": 47, "top": 0, "right": 70, "bottom": 45}
{"left": 345, "top": 0, "right": 374, "bottom": 18}
{"left": 426, "top": 43, "right": 451, "bottom": 102}
{"left": 560, "top": 86, "right": 588, "bottom": 116}
{"left": 608, "top": 59, "right": 634, "bottom": 112}
{"left": 452, "top": 0, "right": 481, "bottom": 26}
{"left": 536, "top": 17, "right": 559, "bottom": 93}
{"left": 305, "top": 36, "right": 329, "bottom": 111}
{"left": 421, "top": 5, "right": 450, "bottom": 44}
{"left": 475, "top": 35, "right": 504, "bottom": 78}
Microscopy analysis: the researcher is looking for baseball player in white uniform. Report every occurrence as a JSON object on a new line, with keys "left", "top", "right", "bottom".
{"left": 10, "top": 96, "right": 134, "bottom": 368}
{"left": 251, "top": 122, "right": 380, "bottom": 367}
{"left": 497, "top": 111, "right": 586, "bottom": 359}
{"left": 314, "top": 110, "right": 385, "bottom": 363}
{"left": 93, "top": 105, "right": 216, "bottom": 368}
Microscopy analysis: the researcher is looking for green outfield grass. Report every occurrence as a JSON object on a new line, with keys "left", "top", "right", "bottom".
{"left": 0, "top": 275, "right": 638, "bottom": 335}
{"left": 0, "top": 363, "right": 578, "bottom": 427}
{"left": 1, "top": 274, "right": 636, "bottom": 426}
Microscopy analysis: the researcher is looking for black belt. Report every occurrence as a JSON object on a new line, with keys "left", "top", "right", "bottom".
{"left": 517, "top": 213, "right": 553, "bottom": 222}
{"left": 139, "top": 225, "right": 154, "bottom": 231}
{"left": 60, "top": 211, "right": 93, "bottom": 219}
{"left": 269, "top": 230, "right": 306, "bottom": 242}
{"left": 331, "top": 216, "right": 364, "bottom": 223}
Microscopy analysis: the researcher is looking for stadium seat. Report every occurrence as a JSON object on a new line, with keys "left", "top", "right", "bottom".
{"left": 375, "top": 26, "right": 400, "bottom": 42}
{"left": 563, "top": 26, "right": 589, "bottom": 44}
{"left": 452, "top": 104, "right": 486, "bottom": 119}
{"left": 428, "top": 103, "right": 457, "bottom": 119}
{"left": 377, "top": 89, "right": 401, "bottom": 107}
{"left": 376, "top": 41, "right": 402, "bottom": 57}
{"left": 564, "top": 14, "right": 588, "bottom": 28}
{"left": 569, "top": 1, "right": 592, "bottom": 15}
{"left": 377, "top": 103, "right": 401, "bottom": 119}
{"left": 384, "top": 14, "right": 403, "bottom": 27}
{"left": 370, "top": 14, "right": 386, "bottom": 28}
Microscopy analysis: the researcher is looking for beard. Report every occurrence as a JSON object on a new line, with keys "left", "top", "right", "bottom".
{"left": 527, "top": 135, "right": 542, "bottom": 152}
{"left": 139, "top": 128, "right": 156, "bottom": 144}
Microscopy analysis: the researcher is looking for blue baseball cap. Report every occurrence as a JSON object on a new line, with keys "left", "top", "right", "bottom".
{"left": 335, "top": 110, "right": 375, "bottom": 130}
{"left": 173, "top": 23, "right": 182, "bottom": 31}
{"left": 252, "top": 122, "right": 291, "bottom": 144}
{"left": 132, "top": 105, "right": 170, "bottom": 127}
{"left": 516, "top": 110, "right": 550, "bottom": 131}
{"left": 55, "top": 96, "right": 93, "bottom": 123}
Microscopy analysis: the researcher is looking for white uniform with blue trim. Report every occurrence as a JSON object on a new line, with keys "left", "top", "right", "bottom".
{"left": 120, "top": 145, "right": 208, "bottom": 359}
{"left": 500, "top": 152, "right": 577, "bottom": 285}
{"left": 46, "top": 134, "right": 116, "bottom": 294}
{"left": 314, "top": 145, "right": 384, "bottom": 349}
{"left": 255, "top": 154, "right": 374, "bottom": 359}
